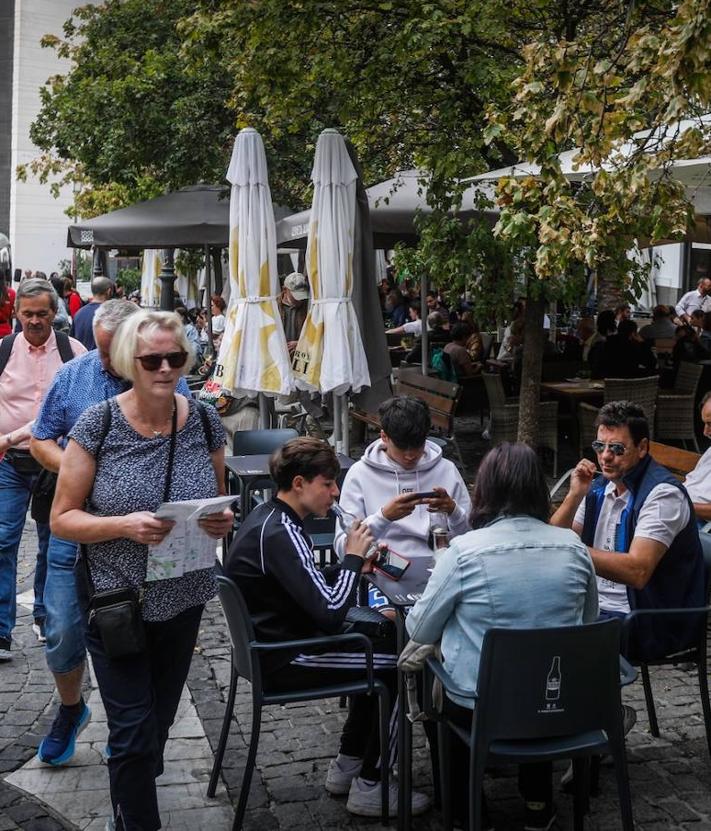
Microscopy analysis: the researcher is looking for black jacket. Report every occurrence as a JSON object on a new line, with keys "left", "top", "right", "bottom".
{"left": 224, "top": 498, "right": 362, "bottom": 672}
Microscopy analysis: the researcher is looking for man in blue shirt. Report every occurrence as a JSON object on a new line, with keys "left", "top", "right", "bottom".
{"left": 30, "top": 300, "right": 193, "bottom": 766}
{"left": 70, "top": 276, "right": 113, "bottom": 351}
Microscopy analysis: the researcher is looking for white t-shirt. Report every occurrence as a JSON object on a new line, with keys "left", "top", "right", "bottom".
{"left": 675, "top": 289, "right": 711, "bottom": 319}
{"left": 574, "top": 481, "right": 690, "bottom": 613}
{"left": 212, "top": 314, "right": 226, "bottom": 334}
{"left": 403, "top": 319, "right": 422, "bottom": 337}
{"left": 684, "top": 448, "right": 711, "bottom": 504}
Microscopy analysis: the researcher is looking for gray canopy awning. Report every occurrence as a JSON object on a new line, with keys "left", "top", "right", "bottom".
{"left": 68, "top": 184, "right": 291, "bottom": 249}
{"left": 276, "top": 170, "right": 498, "bottom": 249}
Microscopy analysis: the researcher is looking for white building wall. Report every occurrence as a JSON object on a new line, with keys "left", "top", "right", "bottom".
{"left": 10, "top": 0, "right": 77, "bottom": 275}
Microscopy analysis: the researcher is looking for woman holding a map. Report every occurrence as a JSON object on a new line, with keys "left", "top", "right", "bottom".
{"left": 52, "top": 310, "right": 233, "bottom": 831}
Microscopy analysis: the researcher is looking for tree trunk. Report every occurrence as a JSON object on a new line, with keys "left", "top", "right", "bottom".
{"left": 596, "top": 270, "right": 626, "bottom": 312}
{"left": 517, "top": 296, "right": 546, "bottom": 447}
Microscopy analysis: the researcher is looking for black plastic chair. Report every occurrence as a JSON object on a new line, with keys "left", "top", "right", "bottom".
{"left": 428, "top": 620, "right": 634, "bottom": 831}
{"left": 207, "top": 576, "right": 391, "bottom": 829}
{"left": 231, "top": 428, "right": 298, "bottom": 515}
{"left": 622, "top": 533, "right": 711, "bottom": 756}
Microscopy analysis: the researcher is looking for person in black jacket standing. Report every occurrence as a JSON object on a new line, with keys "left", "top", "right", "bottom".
{"left": 224, "top": 437, "right": 429, "bottom": 818}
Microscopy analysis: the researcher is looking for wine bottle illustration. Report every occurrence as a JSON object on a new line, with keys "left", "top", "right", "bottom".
{"left": 545, "top": 656, "right": 562, "bottom": 701}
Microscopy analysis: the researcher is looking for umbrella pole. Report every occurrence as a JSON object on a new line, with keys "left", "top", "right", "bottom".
{"left": 332, "top": 394, "right": 343, "bottom": 453}
{"left": 204, "top": 244, "right": 214, "bottom": 354}
{"left": 258, "top": 394, "right": 270, "bottom": 429}
{"left": 420, "top": 276, "right": 429, "bottom": 375}
{"left": 340, "top": 393, "right": 350, "bottom": 457}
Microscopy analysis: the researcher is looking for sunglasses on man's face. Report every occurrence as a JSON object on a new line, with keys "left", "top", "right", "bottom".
{"left": 591, "top": 440, "right": 628, "bottom": 456}
{"left": 134, "top": 351, "right": 188, "bottom": 371}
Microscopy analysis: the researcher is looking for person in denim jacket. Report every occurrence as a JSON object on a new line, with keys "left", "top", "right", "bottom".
{"left": 406, "top": 443, "right": 598, "bottom": 831}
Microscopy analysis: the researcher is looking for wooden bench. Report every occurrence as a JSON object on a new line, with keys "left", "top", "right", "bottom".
{"left": 649, "top": 441, "right": 700, "bottom": 480}
{"left": 352, "top": 368, "right": 464, "bottom": 468}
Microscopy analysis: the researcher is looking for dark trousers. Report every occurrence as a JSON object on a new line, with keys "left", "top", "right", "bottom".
{"left": 446, "top": 698, "right": 552, "bottom": 825}
{"left": 86, "top": 603, "right": 204, "bottom": 831}
{"left": 263, "top": 629, "right": 398, "bottom": 782}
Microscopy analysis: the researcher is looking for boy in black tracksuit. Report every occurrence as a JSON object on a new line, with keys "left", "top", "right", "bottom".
{"left": 224, "top": 437, "right": 429, "bottom": 818}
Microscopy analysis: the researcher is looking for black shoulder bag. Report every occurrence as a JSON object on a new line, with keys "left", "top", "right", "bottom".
{"left": 84, "top": 399, "right": 178, "bottom": 659}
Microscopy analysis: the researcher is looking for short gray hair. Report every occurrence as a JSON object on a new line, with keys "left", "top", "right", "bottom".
{"left": 110, "top": 310, "right": 193, "bottom": 383}
{"left": 15, "top": 278, "right": 58, "bottom": 313}
{"left": 91, "top": 276, "right": 113, "bottom": 298}
{"left": 94, "top": 299, "right": 138, "bottom": 334}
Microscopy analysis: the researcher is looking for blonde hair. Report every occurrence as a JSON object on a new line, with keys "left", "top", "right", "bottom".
{"left": 110, "top": 310, "right": 193, "bottom": 383}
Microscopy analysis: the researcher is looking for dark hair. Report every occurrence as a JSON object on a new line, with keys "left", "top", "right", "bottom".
{"left": 615, "top": 303, "right": 630, "bottom": 314}
{"left": 270, "top": 437, "right": 340, "bottom": 491}
{"left": 469, "top": 442, "right": 550, "bottom": 529}
{"left": 409, "top": 299, "right": 421, "bottom": 317}
{"left": 594, "top": 400, "right": 649, "bottom": 445}
{"left": 211, "top": 294, "right": 226, "bottom": 313}
{"left": 691, "top": 309, "right": 705, "bottom": 320}
{"left": 50, "top": 275, "right": 65, "bottom": 299}
{"left": 617, "top": 319, "right": 637, "bottom": 338}
{"left": 450, "top": 322, "right": 472, "bottom": 341}
{"left": 379, "top": 396, "right": 431, "bottom": 448}
{"left": 596, "top": 309, "right": 617, "bottom": 336}
{"left": 652, "top": 304, "right": 670, "bottom": 320}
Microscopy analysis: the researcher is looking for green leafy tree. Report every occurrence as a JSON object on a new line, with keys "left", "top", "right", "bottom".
{"left": 19, "top": 0, "right": 235, "bottom": 218}
{"left": 486, "top": 0, "right": 710, "bottom": 443}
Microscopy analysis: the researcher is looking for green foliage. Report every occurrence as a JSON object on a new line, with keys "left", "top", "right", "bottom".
{"left": 23, "top": 0, "right": 235, "bottom": 218}
{"left": 487, "top": 0, "right": 711, "bottom": 296}
{"left": 116, "top": 267, "right": 141, "bottom": 295}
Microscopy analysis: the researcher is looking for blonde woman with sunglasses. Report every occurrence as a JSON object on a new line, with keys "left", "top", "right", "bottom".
{"left": 52, "top": 310, "right": 233, "bottom": 831}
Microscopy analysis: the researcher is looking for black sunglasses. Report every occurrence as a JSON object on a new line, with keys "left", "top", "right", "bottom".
{"left": 591, "top": 440, "right": 628, "bottom": 456}
{"left": 134, "top": 351, "right": 188, "bottom": 371}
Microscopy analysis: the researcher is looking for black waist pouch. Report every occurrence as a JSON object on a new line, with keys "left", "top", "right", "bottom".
{"left": 89, "top": 587, "right": 146, "bottom": 659}
{"left": 31, "top": 468, "right": 58, "bottom": 523}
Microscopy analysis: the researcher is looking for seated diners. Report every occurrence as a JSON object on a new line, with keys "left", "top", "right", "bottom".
{"left": 406, "top": 443, "right": 598, "bottom": 830}
{"left": 224, "top": 437, "right": 430, "bottom": 818}
{"left": 679, "top": 392, "right": 711, "bottom": 523}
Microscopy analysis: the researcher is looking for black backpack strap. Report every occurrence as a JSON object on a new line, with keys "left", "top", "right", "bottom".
{"left": 194, "top": 399, "right": 214, "bottom": 448}
{"left": 0, "top": 333, "right": 18, "bottom": 378}
{"left": 55, "top": 331, "right": 75, "bottom": 364}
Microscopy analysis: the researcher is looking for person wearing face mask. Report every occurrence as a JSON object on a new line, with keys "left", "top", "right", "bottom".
{"left": 29, "top": 300, "right": 193, "bottom": 768}
{"left": 334, "top": 396, "right": 471, "bottom": 561}
{"left": 0, "top": 279, "right": 86, "bottom": 662}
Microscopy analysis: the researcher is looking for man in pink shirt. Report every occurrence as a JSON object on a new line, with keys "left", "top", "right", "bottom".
{"left": 0, "top": 278, "right": 86, "bottom": 659}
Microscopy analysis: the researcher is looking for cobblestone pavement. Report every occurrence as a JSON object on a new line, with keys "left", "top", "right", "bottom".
{"left": 2, "top": 421, "right": 711, "bottom": 829}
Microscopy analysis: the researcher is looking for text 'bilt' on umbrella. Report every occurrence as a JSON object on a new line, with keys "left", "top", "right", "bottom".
{"left": 216, "top": 128, "right": 293, "bottom": 424}
{"left": 292, "top": 129, "right": 370, "bottom": 452}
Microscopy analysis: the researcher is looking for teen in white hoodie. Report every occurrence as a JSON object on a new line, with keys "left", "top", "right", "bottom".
{"left": 334, "top": 397, "right": 472, "bottom": 560}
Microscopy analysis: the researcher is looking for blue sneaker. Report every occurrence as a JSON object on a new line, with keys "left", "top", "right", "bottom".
{"left": 37, "top": 703, "right": 91, "bottom": 765}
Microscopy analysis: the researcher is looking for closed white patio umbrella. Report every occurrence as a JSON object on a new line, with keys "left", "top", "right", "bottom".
{"left": 292, "top": 129, "right": 370, "bottom": 450}
{"left": 216, "top": 128, "right": 293, "bottom": 424}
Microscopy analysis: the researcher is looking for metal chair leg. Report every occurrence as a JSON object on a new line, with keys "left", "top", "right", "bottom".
{"left": 697, "top": 654, "right": 711, "bottom": 757}
{"left": 437, "top": 721, "right": 453, "bottom": 831}
{"left": 572, "top": 758, "right": 590, "bottom": 831}
{"left": 232, "top": 697, "right": 262, "bottom": 831}
{"left": 207, "top": 663, "right": 239, "bottom": 797}
{"left": 611, "top": 742, "right": 635, "bottom": 831}
{"left": 377, "top": 683, "right": 391, "bottom": 825}
{"left": 640, "top": 663, "right": 659, "bottom": 737}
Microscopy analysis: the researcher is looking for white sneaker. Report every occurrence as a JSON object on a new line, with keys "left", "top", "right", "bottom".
{"left": 346, "top": 776, "right": 431, "bottom": 817}
{"left": 325, "top": 754, "right": 362, "bottom": 795}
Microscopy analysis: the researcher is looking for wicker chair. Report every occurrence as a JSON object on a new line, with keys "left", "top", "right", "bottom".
{"left": 655, "top": 363, "right": 703, "bottom": 451}
{"left": 489, "top": 400, "right": 559, "bottom": 476}
{"left": 604, "top": 376, "right": 659, "bottom": 439}
{"left": 483, "top": 372, "right": 518, "bottom": 409}
{"left": 578, "top": 402, "right": 600, "bottom": 457}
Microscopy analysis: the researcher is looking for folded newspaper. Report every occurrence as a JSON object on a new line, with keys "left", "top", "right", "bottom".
{"left": 145, "top": 495, "right": 235, "bottom": 581}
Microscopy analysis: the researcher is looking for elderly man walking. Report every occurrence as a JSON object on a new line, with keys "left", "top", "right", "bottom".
{"left": 0, "top": 278, "right": 86, "bottom": 660}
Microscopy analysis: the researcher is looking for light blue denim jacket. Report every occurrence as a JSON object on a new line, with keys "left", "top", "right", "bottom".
{"left": 405, "top": 515, "right": 599, "bottom": 708}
